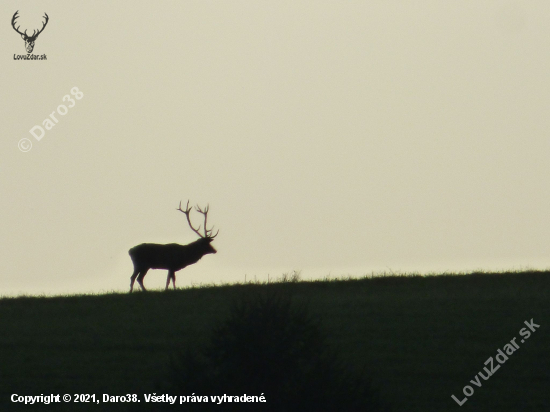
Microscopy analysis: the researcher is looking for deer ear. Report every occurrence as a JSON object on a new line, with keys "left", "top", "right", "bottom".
{"left": 21, "top": 34, "right": 25, "bottom": 39}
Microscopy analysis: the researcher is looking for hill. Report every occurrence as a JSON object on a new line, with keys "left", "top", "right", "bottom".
{"left": 0, "top": 271, "right": 548, "bottom": 411}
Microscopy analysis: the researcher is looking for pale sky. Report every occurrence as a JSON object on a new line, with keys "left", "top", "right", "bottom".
{"left": 1, "top": 1, "right": 549, "bottom": 296}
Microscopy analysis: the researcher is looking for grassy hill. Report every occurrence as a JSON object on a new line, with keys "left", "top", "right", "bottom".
{"left": 0, "top": 271, "right": 549, "bottom": 411}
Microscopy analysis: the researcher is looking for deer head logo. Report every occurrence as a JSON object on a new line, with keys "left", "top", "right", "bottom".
{"left": 11, "top": 11, "right": 49, "bottom": 54}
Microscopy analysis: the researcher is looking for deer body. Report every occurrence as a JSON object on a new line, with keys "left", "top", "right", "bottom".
{"left": 129, "top": 201, "right": 218, "bottom": 292}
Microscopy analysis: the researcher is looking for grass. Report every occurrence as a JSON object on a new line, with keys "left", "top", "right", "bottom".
{"left": 0, "top": 270, "right": 549, "bottom": 411}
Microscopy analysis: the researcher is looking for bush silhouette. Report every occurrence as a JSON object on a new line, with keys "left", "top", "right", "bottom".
{"left": 159, "top": 292, "right": 388, "bottom": 411}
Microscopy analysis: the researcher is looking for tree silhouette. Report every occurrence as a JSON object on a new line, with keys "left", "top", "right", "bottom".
{"left": 156, "top": 292, "right": 389, "bottom": 411}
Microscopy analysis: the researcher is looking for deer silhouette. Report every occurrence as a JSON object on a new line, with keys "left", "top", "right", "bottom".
{"left": 11, "top": 11, "right": 49, "bottom": 54}
{"left": 129, "top": 201, "right": 218, "bottom": 292}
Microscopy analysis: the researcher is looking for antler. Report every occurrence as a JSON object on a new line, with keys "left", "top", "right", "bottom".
{"left": 177, "top": 200, "right": 204, "bottom": 238}
{"left": 176, "top": 200, "right": 218, "bottom": 239}
{"left": 32, "top": 13, "right": 49, "bottom": 39}
{"left": 11, "top": 11, "right": 48, "bottom": 39}
{"left": 195, "top": 204, "right": 219, "bottom": 239}
{"left": 11, "top": 11, "right": 26, "bottom": 37}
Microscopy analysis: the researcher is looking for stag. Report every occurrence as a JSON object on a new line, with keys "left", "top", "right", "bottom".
{"left": 129, "top": 201, "right": 218, "bottom": 292}
{"left": 12, "top": 11, "right": 49, "bottom": 54}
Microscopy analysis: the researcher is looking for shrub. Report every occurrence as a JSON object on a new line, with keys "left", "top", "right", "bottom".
{"left": 158, "top": 292, "right": 388, "bottom": 411}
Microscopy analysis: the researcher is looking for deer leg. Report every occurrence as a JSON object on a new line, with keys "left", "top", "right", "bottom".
{"left": 171, "top": 272, "right": 176, "bottom": 290}
{"left": 166, "top": 270, "right": 175, "bottom": 290}
{"left": 137, "top": 269, "right": 149, "bottom": 291}
{"left": 165, "top": 271, "right": 172, "bottom": 290}
{"left": 130, "top": 268, "right": 140, "bottom": 293}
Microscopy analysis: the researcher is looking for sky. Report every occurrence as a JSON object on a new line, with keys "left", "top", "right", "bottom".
{"left": 1, "top": 1, "right": 549, "bottom": 296}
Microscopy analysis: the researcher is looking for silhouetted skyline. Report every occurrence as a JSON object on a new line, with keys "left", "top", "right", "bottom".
{"left": 2, "top": 1, "right": 548, "bottom": 295}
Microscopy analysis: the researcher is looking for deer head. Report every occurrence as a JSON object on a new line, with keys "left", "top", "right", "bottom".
{"left": 12, "top": 11, "right": 49, "bottom": 54}
{"left": 177, "top": 200, "right": 219, "bottom": 245}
